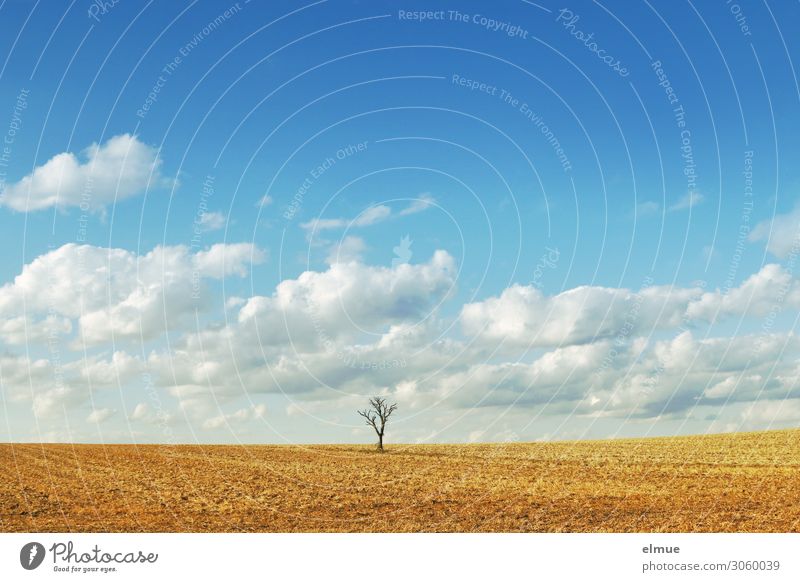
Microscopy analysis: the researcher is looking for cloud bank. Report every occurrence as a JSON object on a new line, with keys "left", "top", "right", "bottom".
{"left": 0, "top": 134, "right": 167, "bottom": 212}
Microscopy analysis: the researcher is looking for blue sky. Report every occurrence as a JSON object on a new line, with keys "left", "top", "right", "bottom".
{"left": 0, "top": 0, "right": 799, "bottom": 444}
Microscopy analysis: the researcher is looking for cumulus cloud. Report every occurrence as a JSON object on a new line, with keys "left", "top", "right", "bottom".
{"left": 193, "top": 242, "right": 266, "bottom": 278}
{"left": 433, "top": 340, "right": 617, "bottom": 410}
{"left": 461, "top": 264, "right": 800, "bottom": 350}
{"left": 36, "top": 249, "right": 793, "bottom": 433}
{"left": 750, "top": 207, "right": 800, "bottom": 258}
{"left": 0, "top": 315, "right": 71, "bottom": 345}
{"left": 148, "top": 317, "right": 800, "bottom": 434}
{"left": 18, "top": 354, "right": 137, "bottom": 421}
{"left": 703, "top": 375, "right": 762, "bottom": 399}
{"left": 4, "top": 234, "right": 800, "bottom": 439}
{"left": 424, "top": 330, "right": 799, "bottom": 420}
{"left": 87, "top": 408, "right": 116, "bottom": 423}
{"left": 133, "top": 252, "right": 457, "bottom": 419}
{"left": 326, "top": 235, "right": 366, "bottom": 264}
{"left": 460, "top": 282, "right": 698, "bottom": 349}
{"left": 0, "top": 354, "right": 56, "bottom": 402}
{"left": 0, "top": 134, "right": 167, "bottom": 212}
{"left": 687, "top": 264, "right": 800, "bottom": 320}
{"left": 197, "top": 211, "right": 226, "bottom": 232}
{"left": 0, "top": 241, "right": 264, "bottom": 346}
{"left": 574, "top": 331, "right": 800, "bottom": 417}
{"left": 739, "top": 398, "right": 800, "bottom": 430}
{"left": 129, "top": 402, "right": 175, "bottom": 426}
{"left": 202, "top": 404, "right": 266, "bottom": 430}
{"left": 33, "top": 386, "right": 83, "bottom": 419}
{"left": 236, "top": 249, "right": 455, "bottom": 345}
{"left": 77, "top": 351, "right": 143, "bottom": 386}
{"left": 0, "top": 350, "right": 148, "bottom": 423}
{"left": 130, "top": 403, "right": 151, "bottom": 421}
{"left": 0, "top": 349, "right": 179, "bottom": 436}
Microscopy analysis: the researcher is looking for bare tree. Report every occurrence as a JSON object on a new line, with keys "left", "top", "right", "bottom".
{"left": 357, "top": 397, "right": 397, "bottom": 452}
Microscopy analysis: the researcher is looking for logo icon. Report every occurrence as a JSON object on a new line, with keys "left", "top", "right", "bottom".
{"left": 392, "top": 235, "right": 413, "bottom": 267}
{"left": 20, "top": 542, "right": 45, "bottom": 570}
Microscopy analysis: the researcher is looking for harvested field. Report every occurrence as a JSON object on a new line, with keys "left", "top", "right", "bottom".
{"left": 1, "top": 429, "right": 799, "bottom": 532}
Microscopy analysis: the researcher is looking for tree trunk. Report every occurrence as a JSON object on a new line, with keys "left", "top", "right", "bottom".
{"left": 377, "top": 432, "right": 384, "bottom": 452}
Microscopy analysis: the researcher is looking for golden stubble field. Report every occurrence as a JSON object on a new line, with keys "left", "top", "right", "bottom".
{"left": 1, "top": 429, "right": 798, "bottom": 532}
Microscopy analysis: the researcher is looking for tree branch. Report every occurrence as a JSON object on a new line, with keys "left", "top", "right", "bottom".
{"left": 358, "top": 397, "right": 398, "bottom": 450}
{"left": 357, "top": 409, "right": 380, "bottom": 435}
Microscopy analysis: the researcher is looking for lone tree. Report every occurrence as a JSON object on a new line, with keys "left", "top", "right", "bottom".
{"left": 357, "top": 397, "right": 397, "bottom": 452}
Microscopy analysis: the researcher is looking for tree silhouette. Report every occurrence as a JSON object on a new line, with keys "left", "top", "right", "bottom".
{"left": 357, "top": 397, "right": 397, "bottom": 452}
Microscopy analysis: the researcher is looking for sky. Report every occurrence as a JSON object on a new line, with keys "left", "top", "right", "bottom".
{"left": 0, "top": 0, "right": 799, "bottom": 444}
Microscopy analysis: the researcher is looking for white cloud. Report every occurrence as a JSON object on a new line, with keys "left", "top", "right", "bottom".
{"left": 129, "top": 402, "right": 175, "bottom": 425}
{"left": 301, "top": 197, "right": 435, "bottom": 232}
{"left": 461, "top": 264, "right": 800, "bottom": 350}
{"left": 151, "top": 316, "right": 800, "bottom": 428}
{"left": 225, "top": 296, "right": 246, "bottom": 309}
{"left": 5, "top": 235, "right": 800, "bottom": 439}
{"left": 686, "top": 264, "right": 800, "bottom": 320}
{"left": 202, "top": 404, "right": 266, "bottom": 429}
{"left": 398, "top": 194, "right": 436, "bottom": 216}
{"left": 0, "top": 242, "right": 265, "bottom": 346}
{"left": 193, "top": 242, "right": 266, "bottom": 278}
{"left": 0, "top": 134, "right": 167, "bottom": 212}
{"left": 197, "top": 211, "right": 226, "bottom": 232}
{"left": 0, "top": 315, "right": 71, "bottom": 345}
{"left": 130, "top": 403, "right": 151, "bottom": 421}
{"left": 76, "top": 351, "right": 143, "bottom": 386}
{"left": 124, "top": 248, "right": 800, "bottom": 430}
{"left": 669, "top": 192, "right": 704, "bottom": 212}
{"left": 302, "top": 204, "right": 391, "bottom": 232}
{"left": 326, "top": 235, "right": 366, "bottom": 264}
{"left": 33, "top": 386, "right": 84, "bottom": 419}
{"left": 738, "top": 399, "right": 800, "bottom": 431}
{"left": 87, "top": 408, "right": 116, "bottom": 423}
{"left": 460, "top": 282, "right": 698, "bottom": 349}
{"left": 0, "top": 351, "right": 146, "bottom": 423}
{"left": 0, "top": 354, "right": 56, "bottom": 402}
{"left": 577, "top": 331, "right": 800, "bottom": 418}
{"left": 750, "top": 207, "right": 800, "bottom": 258}
{"left": 236, "top": 249, "right": 455, "bottom": 345}
{"left": 137, "top": 252, "right": 457, "bottom": 418}
{"left": 436, "top": 340, "right": 616, "bottom": 410}
{"left": 256, "top": 195, "right": 273, "bottom": 207}
{"left": 703, "top": 375, "right": 762, "bottom": 399}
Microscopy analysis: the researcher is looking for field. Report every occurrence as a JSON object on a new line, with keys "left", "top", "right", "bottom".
{"left": 1, "top": 429, "right": 799, "bottom": 532}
